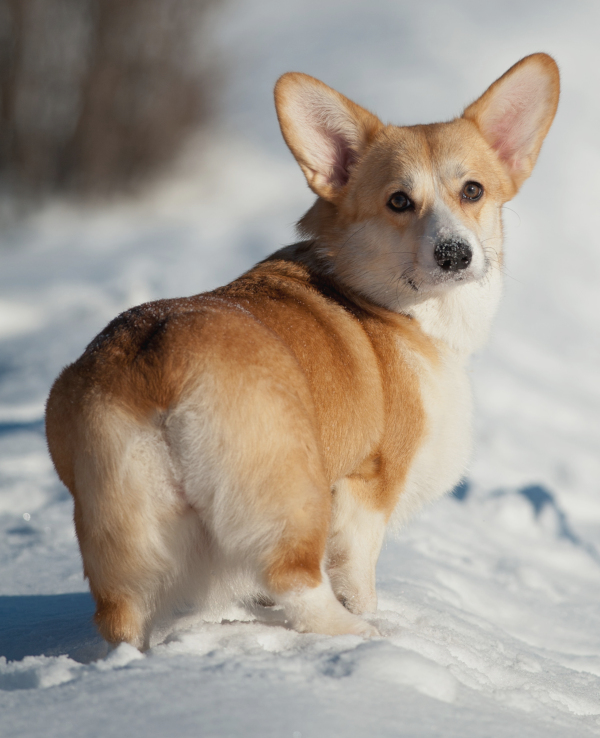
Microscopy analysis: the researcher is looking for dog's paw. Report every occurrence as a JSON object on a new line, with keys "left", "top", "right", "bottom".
{"left": 336, "top": 589, "right": 377, "bottom": 616}
{"left": 313, "top": 606, "right": 380, "bottom": 638}
{"left": 350, "top": 618, "right": 380, "bottom": 638}
{"left": 278, "top": 580, "right": 380, "bottom": 638}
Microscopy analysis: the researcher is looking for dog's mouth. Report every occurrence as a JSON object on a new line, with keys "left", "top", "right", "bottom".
{"left": 434, "top": 270, "right": 470, "bottom": 284}
{"left": 405, "top": 262, "right": 487, "bottom": 292}
{"left": 401, "top": 270, "right": 462, "bottom": 294}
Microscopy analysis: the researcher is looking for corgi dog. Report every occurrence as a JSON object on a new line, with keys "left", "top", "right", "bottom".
{"left": 46, "top": 54, "right": 559, "bottom": 648}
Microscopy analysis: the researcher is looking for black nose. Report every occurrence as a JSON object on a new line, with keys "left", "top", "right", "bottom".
{"left": 434, "top": 239, "right": 472, "bottom": 272}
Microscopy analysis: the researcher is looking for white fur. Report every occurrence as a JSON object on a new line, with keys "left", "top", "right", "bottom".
{"left": 327, "top": 479, "right": 387, "bottom": 614}
{"left": 409, "top": 268, "right": 503, "bottom": 355}
{"left": 277, "top": 577, "right": 379, "bottom": 637}
{"left": 389, "top": 340, "right": 473, "bottom": 529}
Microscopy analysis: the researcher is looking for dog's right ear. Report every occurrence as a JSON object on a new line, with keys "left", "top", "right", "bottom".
{"left": 275, "top": 73, "right": 383, "bottom": 202}
{"left": 463, "top": 53, "right": 560, "bottom": 190}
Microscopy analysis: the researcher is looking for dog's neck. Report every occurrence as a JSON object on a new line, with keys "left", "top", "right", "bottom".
{"left": 270, "top": 241, "right": 503, "bottom": 359}
{"left": 405, "top": 272, "right": 503, "bottom": 358}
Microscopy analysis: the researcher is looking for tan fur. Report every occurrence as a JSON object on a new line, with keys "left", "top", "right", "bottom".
{"left": 46, "top": 54, "right": 559, "bottom": 646}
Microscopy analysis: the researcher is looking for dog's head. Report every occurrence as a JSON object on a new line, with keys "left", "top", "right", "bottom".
{"left": 275, "top": 55, "right": 559, "bottom": 314}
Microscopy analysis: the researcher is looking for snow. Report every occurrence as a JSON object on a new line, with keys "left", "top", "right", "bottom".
{"left": 2, "top": 0, "right": 600, "bottom": 735}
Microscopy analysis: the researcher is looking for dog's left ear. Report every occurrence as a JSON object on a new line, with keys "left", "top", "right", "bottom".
{"left": 463, "top": 53, "right": 560, "bottom": 190}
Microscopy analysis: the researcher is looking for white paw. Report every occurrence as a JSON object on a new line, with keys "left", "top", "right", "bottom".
{"left": 307, "top": 602, "right": 380, "bottom": 638}
{"left": 277, "top": 579, "right": 380, "bottom": 638}
{"left": 347, "top": 616, "right": 380, "bottom": 638}
{"left": 337, "top": 589, "right": 377, "bottom": 615}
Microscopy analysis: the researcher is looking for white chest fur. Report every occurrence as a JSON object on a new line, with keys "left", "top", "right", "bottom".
{"left": 390, "top": 269, "right": 502, "bottom": 527}
{"left": 390, "top": 343, "right": 473, "bottom": 527}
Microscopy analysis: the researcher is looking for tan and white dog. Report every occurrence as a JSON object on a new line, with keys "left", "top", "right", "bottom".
{"left": 46, "top": 54, "right": 559, "bottom": 648}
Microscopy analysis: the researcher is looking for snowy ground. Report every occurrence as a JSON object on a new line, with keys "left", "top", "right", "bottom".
{"left": 2, "top": 0, "right": 600, "bottom": 735}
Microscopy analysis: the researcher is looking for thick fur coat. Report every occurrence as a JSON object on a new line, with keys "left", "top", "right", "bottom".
{"left": 46, "top": 54, "right": 559, "bottom": 648}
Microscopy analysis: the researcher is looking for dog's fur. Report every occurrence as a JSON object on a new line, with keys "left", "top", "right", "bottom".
{"left": 46, "top": 54, "right": 559, "bottom": 647}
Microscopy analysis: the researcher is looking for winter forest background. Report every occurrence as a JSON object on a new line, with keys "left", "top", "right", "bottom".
{"left": 1, "top": 1, "right": 600, "bottom": 736}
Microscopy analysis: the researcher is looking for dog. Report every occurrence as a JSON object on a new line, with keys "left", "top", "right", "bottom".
{"left": 45, "top": 54, "right": 559, "bottom": 648}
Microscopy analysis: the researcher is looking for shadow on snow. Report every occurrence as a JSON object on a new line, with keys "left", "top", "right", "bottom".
{"left": 0, "top": 592, "right": 106, "bottom": 664}
{"left": 452, "top": 479, "right": 600, "bottom": 565}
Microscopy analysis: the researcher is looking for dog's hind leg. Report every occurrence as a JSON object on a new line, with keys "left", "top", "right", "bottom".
{"left": 326, "top": 472, "right": 387, "bottom": 615}
{"left": 168, "top": 362, "right": 379, "bottom": 638}
{"left": 260, "top": 469, "right": 379, "bottom": 637}
{"left": 70, "top": 403, "right": 200, "bottom": 650}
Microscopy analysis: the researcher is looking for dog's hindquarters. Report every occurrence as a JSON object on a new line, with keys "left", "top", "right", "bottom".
{"left": 163, "top": 310, "right": 377, "bottom": 636}
{"left": 47, "top": 304, "right": 377, "bottom": 646}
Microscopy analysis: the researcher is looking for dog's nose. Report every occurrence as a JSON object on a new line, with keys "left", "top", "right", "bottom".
{"left": 434, "top": 239, "right": 472, "bottom": 272}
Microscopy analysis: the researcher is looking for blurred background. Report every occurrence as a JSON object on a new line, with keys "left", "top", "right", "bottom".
{"left": 0, "top": 0, "right": 600, "bottom": 581}
{"left": 0, "top": 0, "right": 218, "bottom": 200}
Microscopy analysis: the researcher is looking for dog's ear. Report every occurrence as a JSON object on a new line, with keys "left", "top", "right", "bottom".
{"left": 275, "top": 73, "right": 383, "bottom": 201}
{"left": 463, "top": 53, "right": 560, "bottom": 190}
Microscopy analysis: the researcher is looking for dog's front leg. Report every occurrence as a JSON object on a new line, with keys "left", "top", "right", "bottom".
{"left": 326, "top": 475, "right": 387, "bottom": 615}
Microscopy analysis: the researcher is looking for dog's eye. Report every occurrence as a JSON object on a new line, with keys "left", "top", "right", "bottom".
{"left": 387, "top": 192, "right": 413, "bottom": 213}
{"left": 462, "top": 181, "right": 484, "bottom": 201}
